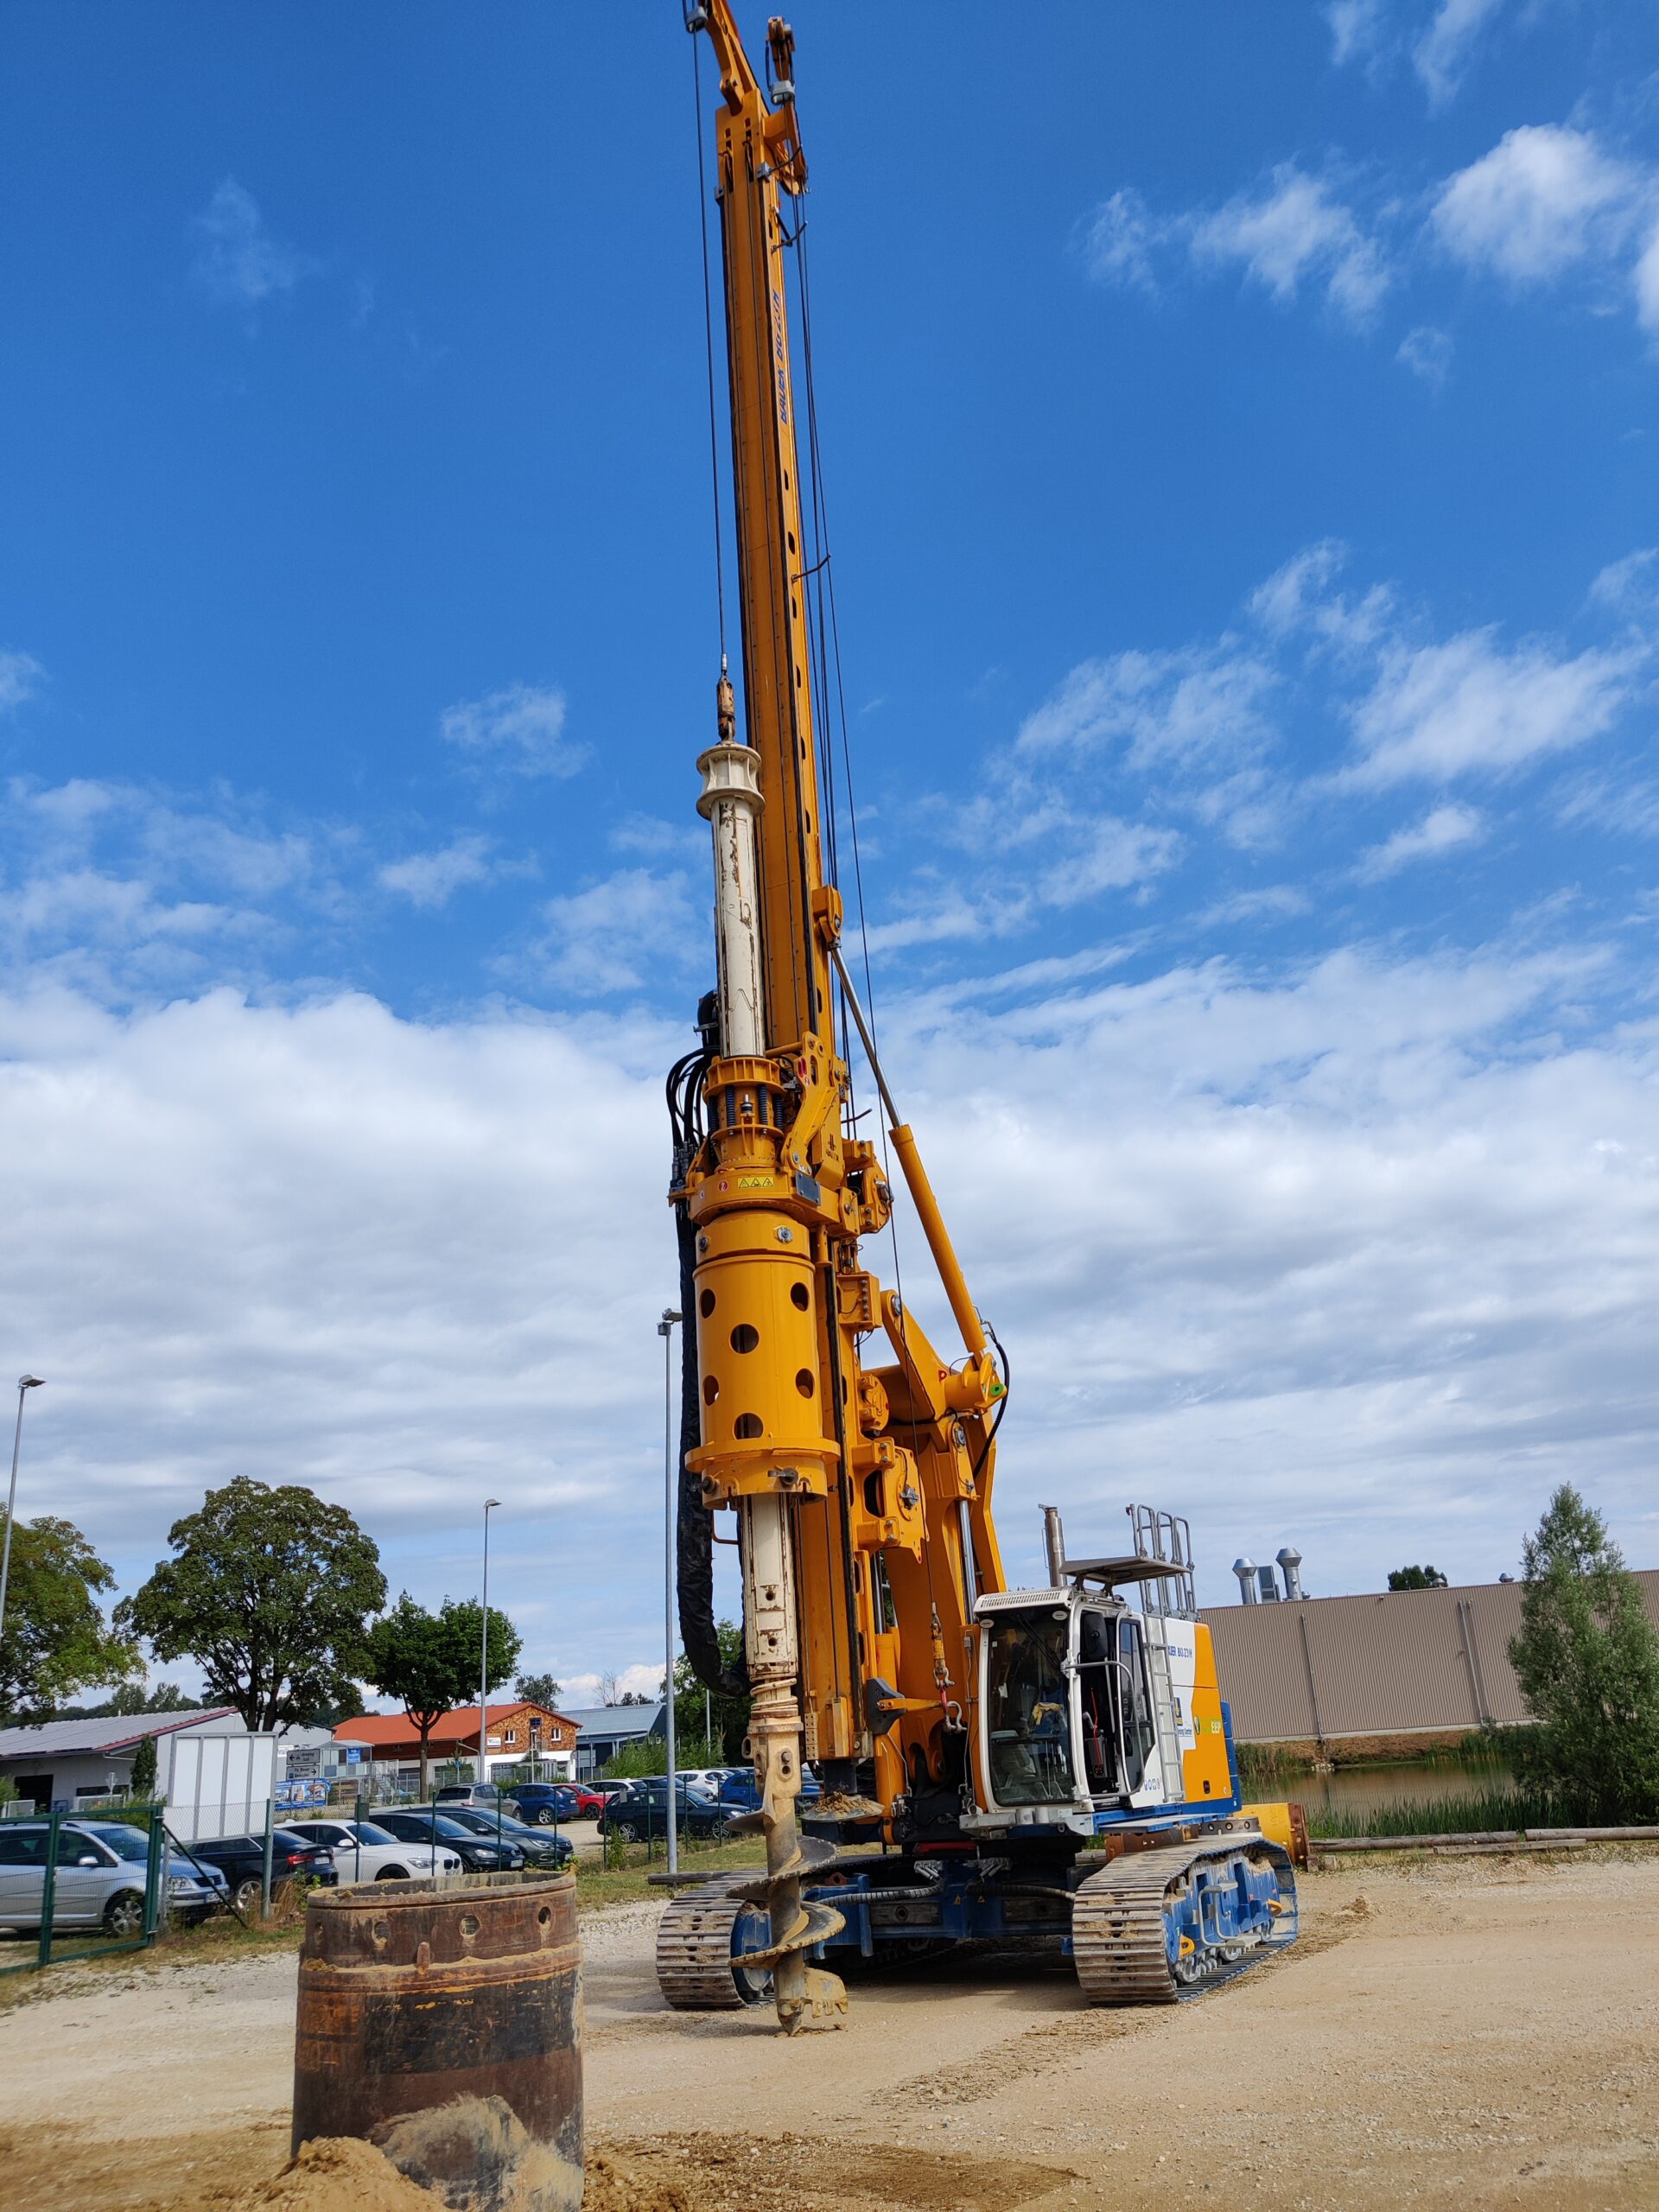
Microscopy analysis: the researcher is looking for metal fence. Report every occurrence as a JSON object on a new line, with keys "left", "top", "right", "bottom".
{"left": 0, "top": 1805, "right": 167, "bottom": 1977}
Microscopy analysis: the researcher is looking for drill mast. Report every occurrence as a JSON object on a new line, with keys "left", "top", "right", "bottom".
{"left": 677, "top": 1, "right": 1007, "bottom": 2031}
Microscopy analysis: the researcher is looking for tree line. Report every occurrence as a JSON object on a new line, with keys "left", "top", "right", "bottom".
{"left": 0, "top": 1476, "right": 576, "bottom": 1787}
{"left": 3, "top": 1476, "right": 1655, "bottom": 1824}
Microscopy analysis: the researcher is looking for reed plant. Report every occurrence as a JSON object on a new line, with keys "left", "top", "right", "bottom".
{"left": 1302, "top": 1782, "right": 1600, "bottom": 1839}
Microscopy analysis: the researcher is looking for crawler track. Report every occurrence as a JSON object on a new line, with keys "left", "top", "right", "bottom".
{"left": 1071, "top": 1831, "right": 1297, "bottom": 2005}
{"left": 655, "top": 1875, "right": 771, "bottom": 2011}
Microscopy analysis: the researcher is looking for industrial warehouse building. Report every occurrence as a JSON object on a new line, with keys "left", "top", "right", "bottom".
{"left": 1198, "top": 1570, "right": 1659, "bottom": 1752}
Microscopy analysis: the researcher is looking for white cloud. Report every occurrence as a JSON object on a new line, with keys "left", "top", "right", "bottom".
{"left": 1084, "top": 168, "right": 1390, "bottom": 327}
{"left": 439, "top": 683, "right": 585, "bottom": 779}
{"left": 1396, "top": 324, "right": 1453, "bottom": 387}
{"left": 379, "top": 835, "right": 495, "bottom": 910}
{"left": 1432, "top": 125, "right": 1649, "bottom": 284}
{"left": 1191, "top": 167, "right": 1391, "bottom": 325}
{"left": 3, "top": 936, "right": 1654, "bottom": 1667}
{"left": 1249, "top": 541, "right": 1393, "bottom": 652}
{"left": 1082, "top": 189, "right": 1160, "bottom": 292}
{"left": 1017, "top": 645, "right": 1280, "bottom": 772}
{"left": 191, "top": 180, "right": 311, "bottom": 308}
{"left": 0, "top": 649, "right": 43, "bottom": 715}
{"left": 1357, "top": 801, "right": 1485, "bottom": 879}
{"left": 531, "top": 867, "right": 700, "bottom": 995}
{"left": 1637, "top": 222, "right": 1659, "bottom": 336}
{"left": 1589, "top": 549, "right": 1659, "bottom": 616}
{"left": 1326, "top": 0, "right": 1389, "bottom": 68}
{"left": 1414, "top": 0, "right": 1508, "bottom": 106}
{"left": 1347, "top": 629, "right": 1643, "bottom": 785}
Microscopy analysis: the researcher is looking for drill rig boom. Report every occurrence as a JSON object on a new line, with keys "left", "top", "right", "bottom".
{"left": 660, "top": 3, "right": 1298, "bottom": 2031}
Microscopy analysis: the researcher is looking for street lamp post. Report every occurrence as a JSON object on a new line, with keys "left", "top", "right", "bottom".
{"left": 658, "top": 1308, "right": 683, "bottom": 1874}
{"left": 0, "top": 1376, "right": 45, "bottom": 1666}
{"left": 480, "top": 1498, "right": 501, "bottom": 1789}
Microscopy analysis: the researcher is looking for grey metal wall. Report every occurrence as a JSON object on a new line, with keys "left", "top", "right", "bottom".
{"left": 1199, "top": 1571, "right": 1659, "bottom": 1745}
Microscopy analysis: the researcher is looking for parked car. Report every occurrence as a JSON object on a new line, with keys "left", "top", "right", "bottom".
{"left": 431, "top": 1806, "right": 573, "bottom": 1869}
{"left": 434, "top": 1783, "right": 508, "bottom": 1810}
{"left": 0, "top": 1820, "right": 223, "bottom": 1936}
{"left": 675, "top": 1769, "right": 728, "bottom": 1802}
{"left": 710, "top": 1766, "right": 821, "bottom": 1815}
{"left": 282, "top": 1818, "right": 462, "bottom": 1886}
{"left": 183, "top": 1827, "right": 340, "bottom": 1916}
{"left": 372, "top": 1808, "right": 526, "bottom": 1873}
{"left": 508, "top": 1782, "right": 603, "bottom": 1826}
{"left": 599, "top": 1779, "right": 731, "bottom": 1844}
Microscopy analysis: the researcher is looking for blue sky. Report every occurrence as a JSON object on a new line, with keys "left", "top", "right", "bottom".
{"left": 1, "top": 2, "right": 1656, "bottom": 1702}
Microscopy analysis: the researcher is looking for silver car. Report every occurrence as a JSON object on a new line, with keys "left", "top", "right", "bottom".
{"left": 0, "top": 1820, "right": 222, "bottom": 1938}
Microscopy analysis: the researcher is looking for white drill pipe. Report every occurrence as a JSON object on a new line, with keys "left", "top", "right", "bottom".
{"left": 696, "top": 741, "right": 766, "bottom": 1059}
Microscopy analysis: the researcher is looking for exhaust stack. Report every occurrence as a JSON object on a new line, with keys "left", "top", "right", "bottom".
{"left": 1233, "top": 1556, "right": 1257, "bottom": 1603}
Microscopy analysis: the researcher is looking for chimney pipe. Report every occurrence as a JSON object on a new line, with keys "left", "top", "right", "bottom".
{"left": 1232, "top": 1556, "right": 1257, "bottom": 1604}
{"left": 1276, "top": 1545, "right": 1304, "bottom": 1601}
{"left": 1041, "top": 1505, "right": 1066, "bottom": 1589}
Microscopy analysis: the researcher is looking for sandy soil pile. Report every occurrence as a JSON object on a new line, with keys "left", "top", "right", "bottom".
{"left": 222, "top": 2137, "right": 438, "bottom": 2209}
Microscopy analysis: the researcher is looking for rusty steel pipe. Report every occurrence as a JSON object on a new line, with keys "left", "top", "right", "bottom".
{"left": 292, "top": 1874, "right": 582, "bottom": 2211}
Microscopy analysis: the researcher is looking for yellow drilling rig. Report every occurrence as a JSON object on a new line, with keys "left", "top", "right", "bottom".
{"left": 660, "top": 3, "right": 1300, "bottom": 2034}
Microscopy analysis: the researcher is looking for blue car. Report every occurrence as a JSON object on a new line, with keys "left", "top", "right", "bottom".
{"left": 713, "top": 1766, "right": 821, "bottom": 1815}
{"left": 510, "top": 1783, "right": 580, "bottom": 1827}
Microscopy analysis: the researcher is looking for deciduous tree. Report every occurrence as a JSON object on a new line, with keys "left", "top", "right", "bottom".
{"left": 118, "top": 1478, "right": 385, "bottom": 1731}
{"left": 362, "top": 1594, "right": 522, "bottom": 1796}
{"left": 0, "top": 1514, "right": 139, "bottom": 1720}
{"left": 514, "top": 1672, "right": 563, "bottom": 1710}
{"left": 1387, "top": 1565, "right": 1448, "bottom": 1591}
{"left": 1507, "top": 1484, "right": 1659, "bottom": 1824}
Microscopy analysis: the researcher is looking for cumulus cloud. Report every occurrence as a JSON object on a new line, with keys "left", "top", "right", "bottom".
{"left": 1191, "top": 167, "right": 1391, "bottom": 324}
{"left": 191, "top": 180, "right": 312, "bottom": 308}
{"left": 379, "top": 835, "right": 496, "bottom": 910}
{"left": 1356, "top": 801, "right": 1484, "bottom": 879}
{"left": 3, "top": 935, "right": 1655, "bottom": 1675}
{"left": 440, "top": 683, "right": 585, "bottom": 779}
{"left": 1433, "top": 124, "right": 1654, "bottom": 302}
{"left": 1084, "top": 167, "right": 1391, "bottom": 327}
{"left": 1347, "top": 630, "right": 1642, "bottom": 786}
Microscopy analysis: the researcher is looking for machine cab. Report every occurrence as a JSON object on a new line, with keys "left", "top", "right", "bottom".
{"left": 976, "top": 1592, "right": 1165, "bottom": 1823}
{"left": 969, "top": 1505, "right": 1226, "bottom": 1835}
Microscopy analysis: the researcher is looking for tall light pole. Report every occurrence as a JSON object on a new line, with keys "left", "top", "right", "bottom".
{"left": 658, "top": 1308, "right": 683, "bottom": 1874}
{"left": 479, "top": 1498, "right": 501, "bottom": 1789}
{"left": 0, "top": 1376, "right": 45, "bottom": 1666}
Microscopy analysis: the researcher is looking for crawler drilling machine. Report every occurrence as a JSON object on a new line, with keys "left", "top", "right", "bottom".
{"left": 660, "top": 3, "right": 1300, "bottom": 2033}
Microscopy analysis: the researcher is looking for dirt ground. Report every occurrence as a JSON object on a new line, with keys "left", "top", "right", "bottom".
{"left": 0, "top": 1852, "right": 1655, "bottom": 2212}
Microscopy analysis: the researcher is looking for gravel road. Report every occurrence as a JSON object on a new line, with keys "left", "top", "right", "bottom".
{"left": 0, "top": 1853, "right": 1654, "bottom": 2209}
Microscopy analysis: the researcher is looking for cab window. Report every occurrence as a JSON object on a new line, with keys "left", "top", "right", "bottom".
{"left": 983, "top": 1612, "right": 1073, "bottom": 1807}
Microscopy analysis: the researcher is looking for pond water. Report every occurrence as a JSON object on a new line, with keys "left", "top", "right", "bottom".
{"left": 1283, "top": 1756, "right": 1514, "bottom": 1820}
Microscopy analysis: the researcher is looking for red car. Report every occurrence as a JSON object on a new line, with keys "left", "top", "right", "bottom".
{"left": 565, "top": 1783, "right": 607, "bottom": 1817}
{"left": 509, "top": 1782, "right": 606, "bottom": 1824}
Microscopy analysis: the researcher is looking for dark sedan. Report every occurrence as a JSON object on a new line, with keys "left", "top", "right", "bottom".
{"left": 599, "top": 1779, "right": 731, "bottom": 1844}
{"left": 372, "top": 1808, "right": 526, "bottom": 1873}
{"left": 417, "top": 1804, "right": 572, "bottom": 1870}
{"left": 183, "top": 1828, "right": 338, "bottom": 1916}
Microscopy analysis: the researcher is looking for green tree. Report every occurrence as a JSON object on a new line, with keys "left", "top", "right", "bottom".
{"left": 1387, "top": 1565, "right": 1449, "bottom": 1591}
{"left": 117, "top": 1478, "right": 385, "bottom": 1731}
{"left": 1508, "top": 1485, "right": 1659, "bottom": 1824}
{"left": 514, "top": 1672, "right": 563, "bottom": 1710}
{"left": 362, "top": 1593, "right": 523, "bottom": 1796}
{"left": 0, "top": 1513, "right": 139, "bottom": 1720}
{"left": 129, "top": 1732, "right": 159, "bottom": 1802}
{"left": 673, "top": 1619, "right": 750, "bottom": 1761}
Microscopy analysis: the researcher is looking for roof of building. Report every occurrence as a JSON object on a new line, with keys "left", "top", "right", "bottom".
{"left": 563, "top": 1703, "right": 667, "bottom": 1739}
{"left": 0, "top": 1708, "right": 238, "bottom": 1762}
{"left": 334, "top": 1700, "right": 576, "bottom": 1747}
{"left": 1198, "top": 1569, "right": 1659, "bottom": 1745}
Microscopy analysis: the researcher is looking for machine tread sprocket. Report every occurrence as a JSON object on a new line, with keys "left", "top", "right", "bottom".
{"left": 1071, "top": 1830, "right": 1297, "bottom": 2006}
